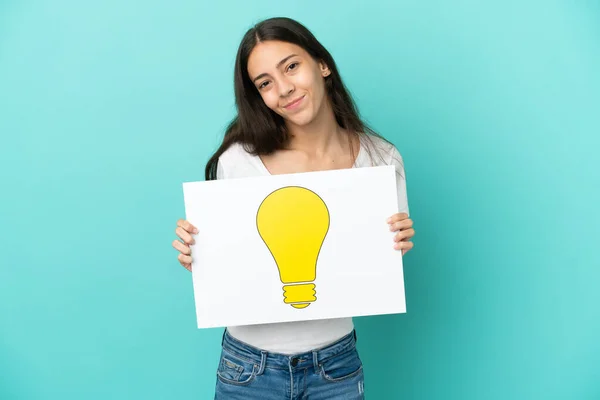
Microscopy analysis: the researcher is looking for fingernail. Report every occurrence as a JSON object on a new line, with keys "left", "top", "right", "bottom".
{"left": 193, "top": 228, "right": 199, "bottom": 234}
{"left": 386, "top": 217, "right": 391, "bottom": 223}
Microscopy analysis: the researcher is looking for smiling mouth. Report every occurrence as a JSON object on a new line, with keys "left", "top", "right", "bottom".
{"left": 283, "top": 95, "right": 305, "bottom": 109}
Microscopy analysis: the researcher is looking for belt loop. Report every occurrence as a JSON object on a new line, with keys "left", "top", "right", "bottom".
{"left": 257, "top": 351, "right": 267, "bottom": 375}
{"left": 221, "top": 329, "right": 227, "bottom": 346}
{"left": 353, "top": 329, "right": 357, "bottom": 343}
{"left": 312, "top": 350, "right": 319, "bottom": 372}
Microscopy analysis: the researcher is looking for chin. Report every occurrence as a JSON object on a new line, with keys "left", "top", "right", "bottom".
{"left": 284, "top": 109, "right": 316, "bottom": 126}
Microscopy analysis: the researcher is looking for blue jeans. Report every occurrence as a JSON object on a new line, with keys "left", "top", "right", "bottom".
{"left": 214, "top": 329, "right": 365, "bottom": 399}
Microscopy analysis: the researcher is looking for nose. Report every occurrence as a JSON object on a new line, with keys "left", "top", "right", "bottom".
{"left": 278, "top": 77, "right": 294, "bottom": 97}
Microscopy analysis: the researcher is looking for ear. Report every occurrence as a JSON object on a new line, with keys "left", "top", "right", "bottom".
{"left": 319, "top": 61, "right": 331, "bottom": 77}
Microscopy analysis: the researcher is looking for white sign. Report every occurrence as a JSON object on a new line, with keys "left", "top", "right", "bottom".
{"left": 182, "top": 165, "right": 406, "bottom": 329}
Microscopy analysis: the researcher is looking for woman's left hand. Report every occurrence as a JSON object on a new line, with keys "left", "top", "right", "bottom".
{"left": 387, "top": 213, "right": 415, "bottom": 255}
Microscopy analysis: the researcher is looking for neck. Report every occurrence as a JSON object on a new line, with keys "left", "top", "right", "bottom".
{"left": 284, "top": 100, "right": 347, "bottom": 157}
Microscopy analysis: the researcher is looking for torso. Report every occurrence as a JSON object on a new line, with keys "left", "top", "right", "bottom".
{"left": 215, "top": 133, "right": 409, "bottom": 354}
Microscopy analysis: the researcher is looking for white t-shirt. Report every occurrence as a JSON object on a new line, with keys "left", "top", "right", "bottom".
{"left": 216, "top": 133, "right": 409, "bottom": 354}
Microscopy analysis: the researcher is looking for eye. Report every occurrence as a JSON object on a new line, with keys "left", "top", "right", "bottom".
{"left": 287, "top": 62, "right": 299, "bottom": 72}
{"left": 258, "top": 80, "right": 270, "bottom": 90}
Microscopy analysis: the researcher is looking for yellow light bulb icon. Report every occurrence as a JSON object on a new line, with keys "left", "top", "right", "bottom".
{"left": 256, "top": 186, "right": 330, "bottom": 309}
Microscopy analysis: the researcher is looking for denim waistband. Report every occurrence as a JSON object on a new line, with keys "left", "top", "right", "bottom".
{"left": 221, "top": 328, "right": 357, "bottom": 372}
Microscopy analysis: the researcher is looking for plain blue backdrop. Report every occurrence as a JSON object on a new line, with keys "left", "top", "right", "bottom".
{"left": 1, "top": 1, "right": 599, "bottom": 399}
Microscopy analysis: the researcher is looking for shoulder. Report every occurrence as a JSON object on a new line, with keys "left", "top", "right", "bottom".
{"left": 360, "top": 133, "right": 410, "bottom": 214}
{"left": 359, "top": 133, "right": 405, "bottom": 168}
{"left": 218, "top": 142, "right": 252, "bottom": 165}
{"left": 216, "top": 142, "right": 265, "bottom": 180}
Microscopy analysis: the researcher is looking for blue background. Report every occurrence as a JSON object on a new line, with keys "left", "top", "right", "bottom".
{"left": 1, "top": 1, "right": 599, "bottom": 398}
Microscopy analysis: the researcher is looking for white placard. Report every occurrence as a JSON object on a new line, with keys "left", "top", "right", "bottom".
{"left": 182, "top": 165, "right": 406, "bottom": 329}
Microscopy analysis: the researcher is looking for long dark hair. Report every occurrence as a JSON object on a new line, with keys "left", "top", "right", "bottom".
{"left": 204, "top": 17, "right": 390, "bottom": 180}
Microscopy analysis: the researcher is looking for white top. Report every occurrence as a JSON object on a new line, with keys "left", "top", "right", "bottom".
{"left": 215, "top": 134, "right": 409, "bottom": 354}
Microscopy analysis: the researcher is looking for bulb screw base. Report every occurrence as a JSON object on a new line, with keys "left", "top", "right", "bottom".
{"left": 283, "top": 283, "right": 316, "bottom": 308}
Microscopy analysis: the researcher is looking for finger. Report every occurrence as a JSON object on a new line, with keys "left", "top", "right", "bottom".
{"left": 172, "top": 239, "right": 191, "bottom": 255}
{"left": 387, "top": 213, "right": 409, "bottom": 224}
{"left": 175, "top": 226, "right": 195, "bottom": 245}
{"left": 394, "top": 241, "right": 414, "bottom": 251}
{"left": 178, "top": 253, "right": 192, "bottom": 265}
{"left": 394, "top": 228, "right": 415, "bottom": 242}
{"left": 180, "top": 261, "right": 192, "bottom": 272}
{"left": 177, "top": 219, "right": 199, "bottom": 234}
{"left": 389, "top": 219, "right": 413, "bottom": 232}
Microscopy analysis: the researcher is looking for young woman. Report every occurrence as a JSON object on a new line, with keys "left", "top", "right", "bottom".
{"left": 172, "top": 17, "right": 415, "bottom": 399}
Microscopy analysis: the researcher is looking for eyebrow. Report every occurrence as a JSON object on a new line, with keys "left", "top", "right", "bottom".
{"left": 252, "top": 54, "right": 298, "bottom": 83}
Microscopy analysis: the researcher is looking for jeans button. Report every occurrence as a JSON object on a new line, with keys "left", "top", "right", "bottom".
{"left": 291, "top": 358, "right": 298, "bottom": 367}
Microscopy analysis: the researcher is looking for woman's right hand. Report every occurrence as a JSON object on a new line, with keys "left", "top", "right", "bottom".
{"left": 172, "top": 219, "right": 198, "bottom": 272}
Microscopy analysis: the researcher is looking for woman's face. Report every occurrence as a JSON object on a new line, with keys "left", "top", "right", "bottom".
{"left": 247, "top": 40, "right": 331, "bottom": 127}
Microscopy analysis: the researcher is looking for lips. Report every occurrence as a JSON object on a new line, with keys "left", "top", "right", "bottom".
{"left": 283, "top": 95, "right": 305, "bottom": 109}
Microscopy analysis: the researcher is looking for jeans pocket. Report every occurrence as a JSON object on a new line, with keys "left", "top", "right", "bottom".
{"left": 319, "top": 348, "right": 363, "bottom": 383}
{"left": 216, "top": 349, "right": 258, "bottom": 386}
